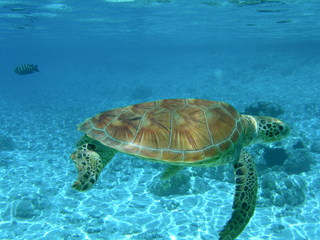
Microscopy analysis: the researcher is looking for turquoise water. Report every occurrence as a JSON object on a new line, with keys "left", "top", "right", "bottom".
{"left": 0, "top": 0, "right": 320, "bottom": 239}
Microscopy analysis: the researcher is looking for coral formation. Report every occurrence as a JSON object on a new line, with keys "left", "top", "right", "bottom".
{"left": 263, "top": 147, "right": 288, "bottom": 167}
{"left": 284, "top": 149, "right": 313, "bottom": 174}
{"left": 260, "top": 172, "right": 306, "bottom": 207}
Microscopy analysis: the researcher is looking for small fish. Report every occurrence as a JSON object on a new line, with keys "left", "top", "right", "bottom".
{"left": 14, "top": 64, "right": 39, "bottom": 75}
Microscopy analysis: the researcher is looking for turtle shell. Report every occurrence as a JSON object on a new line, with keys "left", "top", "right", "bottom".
{"left": 78, "top": 99, "right": 243, "bottom": 164}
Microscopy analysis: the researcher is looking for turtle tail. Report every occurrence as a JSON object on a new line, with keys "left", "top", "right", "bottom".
{"left": 219, "top": 150, "right": 258, "bottom": 240}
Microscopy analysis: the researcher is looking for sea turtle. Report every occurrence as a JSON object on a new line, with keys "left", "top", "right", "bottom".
{"left": 71, "top": 99, "right": 289, "bottom": 240}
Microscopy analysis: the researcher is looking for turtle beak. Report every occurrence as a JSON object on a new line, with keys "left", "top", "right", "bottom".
{"left": 278, "top": 121, "right": 290, "bottom": 138}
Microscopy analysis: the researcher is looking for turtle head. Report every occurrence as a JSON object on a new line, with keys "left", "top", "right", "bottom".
{"left": 253, "top": 116, "right": 290, "bottom": 143}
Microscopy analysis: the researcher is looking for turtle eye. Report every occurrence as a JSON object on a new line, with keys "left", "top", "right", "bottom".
{"left": 277, "top": 123, "right": 289, "bottom": 137}
{"left": 278, "top": 124, "right": 288, "bottom": 133}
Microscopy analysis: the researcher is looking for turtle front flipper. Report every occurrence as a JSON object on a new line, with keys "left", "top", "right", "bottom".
{"left": 71, "top": 144, "right": 105, "bottom": 191}
{"left": 219, "top": 150, "right": 258, "bottom": 240}
{"left": 161, "top": 165, "right": 184, "bottom": 180}
{"left": 71, "top": 135, "right": 117, "bottom": 191}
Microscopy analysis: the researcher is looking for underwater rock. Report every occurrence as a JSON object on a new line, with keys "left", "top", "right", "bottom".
{"left": 244, "top": 101, "right": 284, "bottom": 117}
{"left": 15, "top": 199, "right": 38, "bottom": 218}
{"left": 149, "top": 171, "right": 191, "bottom": 196}
{"left": 149, "top": 168, "right": 210, "bottom": 197}
{"left": 284, "top": 149, "right": 313, "bottom": 174}
{"left": 260, "top": 172, "right": 306, "bottom": 207}
{"left": 263, "top": 147, "right": 288, "bottom": 167}
{"left": 9, "top": 192, "right": 50, "bottom": 219}
{"left": 293, "top": 139, "right": 306, "bottom": 149}
{"left": 0, "top": 134, "right": 15, "bottom": 151}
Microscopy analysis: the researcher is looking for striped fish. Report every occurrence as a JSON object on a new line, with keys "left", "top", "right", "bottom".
{"left": 14, "top": 64, "right": 39, "bottom": 75}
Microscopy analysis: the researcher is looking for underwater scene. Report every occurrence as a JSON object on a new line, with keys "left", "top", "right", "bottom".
{"left": 0, "top": 0, "right": 320, "bottom": 239}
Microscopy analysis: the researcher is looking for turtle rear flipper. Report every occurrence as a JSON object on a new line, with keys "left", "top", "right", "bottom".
{"left": 219, "top": 150, "right": 258, "bottom": 240}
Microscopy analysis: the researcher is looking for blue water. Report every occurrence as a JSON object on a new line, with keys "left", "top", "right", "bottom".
{"left": 1, "top": 1, "right": 320, "bottom": 240}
